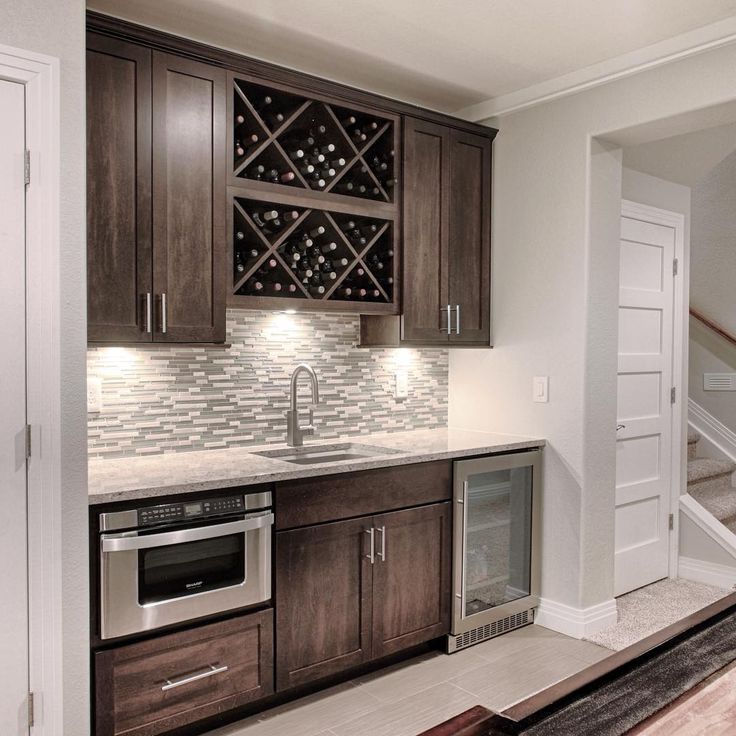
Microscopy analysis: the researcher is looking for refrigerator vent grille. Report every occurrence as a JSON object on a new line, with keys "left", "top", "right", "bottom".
{"left": 447, "top": 608, "right": 533, "bottom": 653}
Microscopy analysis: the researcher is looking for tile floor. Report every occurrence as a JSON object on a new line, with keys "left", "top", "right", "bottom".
{"left": 208, "top": 625, "right": 612, "bottom": 736}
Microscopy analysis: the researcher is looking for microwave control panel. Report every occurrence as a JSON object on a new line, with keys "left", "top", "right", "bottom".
{"left": 137, "top": 495, "right": 245, "bottom": 526}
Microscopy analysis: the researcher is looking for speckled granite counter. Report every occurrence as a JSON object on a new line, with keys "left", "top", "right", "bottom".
{"left": 88, "top": 428, "right": 544, "bottom": 505}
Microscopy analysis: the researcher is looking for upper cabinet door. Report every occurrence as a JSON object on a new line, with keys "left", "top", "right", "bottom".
{"left": 87, "top": 35, "right": 152, "bottom": 343}
{"left": 151, "top": 53, "right": 227, "bottom": 343}
{"left": 448, "top": 129, "right": 491, "bottom": 345}
{"left": 401, "top": 117, "right": 450, "bottom": 344}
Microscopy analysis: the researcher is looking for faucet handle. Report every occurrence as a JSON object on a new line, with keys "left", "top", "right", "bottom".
{"left": 304, "top": 407, "right": 315, "bottom": 435}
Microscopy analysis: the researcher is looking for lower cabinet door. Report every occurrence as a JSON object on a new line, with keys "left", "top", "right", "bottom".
{"left": 371, "top": 503, "right": 452, "bottom": 658}
{"left": 94, "top": 610, "right": 274, "bottom": 736}
{"left": 275, "top": 517, "right": 373, "bottom": 690}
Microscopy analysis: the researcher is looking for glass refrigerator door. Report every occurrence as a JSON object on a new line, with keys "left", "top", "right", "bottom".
{"left": 461, "top": 464, "right": 533, "bottom": 619}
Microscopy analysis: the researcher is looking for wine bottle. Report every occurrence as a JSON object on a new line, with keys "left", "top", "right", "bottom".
{"left": 314, "top": 178, "right": 326, "bottom": 189}
{"left": 341, "top": 115, "right": 357, "bottom": 127}
{"left": 235, "top": 231, "right": 245, "bottom": 241}
{"left": 286, "top": 283, "right": 298, "bottom": 293}
{"left": 309, "top": 226, "right": 326, "bottom": 238}
{"left": 265, "top": 111, "right": 285, "bottom": 127}
{"left": 282, "top": 210, "right": 300, "bottom": 222}
{"left": 320, "top": 242, "right": 337, "bottom": 255}
{"left": 330, "top": 157, "right": 347, "bottom": 168}
{"left": 300, "top": 163, "right": 316, "bottom": 176}
{"left": 235, "top": 133, "right": 259, "bottom": 157}
{"left": 271, "top": 282, "right": 283, "bottom": 293}
{"left": 336, "top": 257, "right": 349, "bottom": 267}
{"left": 247, "top": 248, "right": 259, "bottom": 259}
{"left": 310, "top": 125, "right": 327, "bottom": 136}
{"left": 309, "top": 285, "right": 326, "bottom": 297}
{"left": 235, "top": 113, "right": 246, "bottom": 125}
{"left": 251, "top": 209, "right": 279, "bottom": 228}
{"left": 280, "top": 171, "right": 296, "bottom": 184}
{"left": 235, "top": 252, "right": 245, "bottom": 273}
{"left": 370, "top": 288, "right": 381, "bottom": 298}
{"left": 289, "top": 148, "right": 305, "bottom": 161}
{"left": 317, "top": 143, "right": 336, "bottom": 155}
{"left": 247, "top": 279, "right": 264, "bottom": 292}
{"left": 341, "top": 287, "right": 353, "bottom": 298}
{"left": 385, "top": 178, "right": 398, "bottom": 188}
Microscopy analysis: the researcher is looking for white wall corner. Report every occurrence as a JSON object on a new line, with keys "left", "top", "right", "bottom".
{"left": 678, "top": 556, "right": 736, "bottom": 590}
{"left": 535, "top": 597, "right": 617, "bottom": 639}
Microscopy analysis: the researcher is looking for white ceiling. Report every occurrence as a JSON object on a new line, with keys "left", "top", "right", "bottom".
{"left": 88, "top": 0, "right": 736, "bottom": 113}
{"left": 623, "top": 120, "right": 736, "bottom": 187}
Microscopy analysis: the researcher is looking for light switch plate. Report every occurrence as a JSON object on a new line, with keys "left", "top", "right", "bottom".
{"left": 87, "top": 377, "right": 102, "bottom": 413}
{"left": 533, "top": 376, "right": 548, "bottom": 403}
{"left": 395, "top": 370, "right": 409, "bottom": 400}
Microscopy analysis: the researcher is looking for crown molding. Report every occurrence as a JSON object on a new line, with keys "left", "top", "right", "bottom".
{"left": 456, "top": 16, "right": 736, "bottom": 121}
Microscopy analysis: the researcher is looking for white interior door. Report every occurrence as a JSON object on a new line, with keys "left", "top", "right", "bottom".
{"left": 614, "top": 203, "right": 676, "bottom": 596}
{"left": 0, "top": 79, "right": 30, "bottom": 734}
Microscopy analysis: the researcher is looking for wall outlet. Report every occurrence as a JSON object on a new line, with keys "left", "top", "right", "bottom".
{"left": 395, "top": 370, "right": 409, "bottom": 401}
{"left": 87, "top": 377, "right": 102, "bottom": 413}
{"left": 533, "top": 376, "right": 549, "bottom": 403}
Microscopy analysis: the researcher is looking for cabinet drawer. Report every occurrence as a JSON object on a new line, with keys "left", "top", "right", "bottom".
{"left": 275, "top": 460, "right": 452, "bottom": 529}
{"left": 95, "top": 610, "right": 273, "bottom": 736}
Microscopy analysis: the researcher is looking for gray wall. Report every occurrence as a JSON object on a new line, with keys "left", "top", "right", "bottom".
{"left": 0, "top": 0, "right": 88, "bottom": 732}
{"left": 88, "top": 310, "right": 448, "bottom": 457}
{"left": 689, "top": 149, "right": 736, "bottom": 433}
{"left": 450, "top": 42, "right": 736, "bottom": 616}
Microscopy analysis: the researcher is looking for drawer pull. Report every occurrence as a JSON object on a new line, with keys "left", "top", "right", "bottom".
{"left": 161, "top": 664, "right": 228, "bottom": 691}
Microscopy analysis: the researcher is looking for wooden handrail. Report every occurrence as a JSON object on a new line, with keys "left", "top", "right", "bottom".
{"left": 690, "top": 307, "right": 736, "bottom": 349}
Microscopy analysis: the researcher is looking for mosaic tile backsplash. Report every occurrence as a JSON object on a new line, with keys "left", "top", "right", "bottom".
{"left": 87, "top": 309, "right": 448, "bottom": 458}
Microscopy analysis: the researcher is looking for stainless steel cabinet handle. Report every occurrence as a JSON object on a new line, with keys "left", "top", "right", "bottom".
{"left": 617, "top": 424, "right": 626, "bottom": 432}
{"left": 376, "top": 525, "right": 386, "bottom": 562}
{"left": 460, "top": 480, "right": 469, "bottom": 617}
{"left": 455, "top": 304, "right": 460, "bottom": 335}
{"left": 145, "top": 292, "right": 152, "bottom": 334}
{"left": 161, "top": 292, "right": 168, "bottom": 334}
{"left": 447, "top": 304, "right": 452, "bottom": 335}
{"left": 161, "top": 664, "right": 228, "bottom": 692}
{"left": 365, "top": 527, "right": 375, "bottom": 564}
{"left": 101, "top": 512, "right": 274, "bottom": 552}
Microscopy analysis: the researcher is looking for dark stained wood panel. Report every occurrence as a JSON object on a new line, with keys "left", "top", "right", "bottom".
{"left": 86, "top": 34, "right": 152, "bottom": 343}
{"left": 401, "top": 117, "right": 449, "bottom": 344}
{"left": 275, "top": 518, "right": 373, "bottom": 690}
{"left": 448, "top": 130, "right": 491, "bottom": 345}
{"left": 152, "top": 52, "right": 227, "bottom": 343}
{"left": 372, "top": 503, "right": 452, "bottom": 658}
{"left": 94, "top": 610, "right": 274, "bottom": 736}
{"left": 275, "top": 460, "right": 452, "bottom": 530}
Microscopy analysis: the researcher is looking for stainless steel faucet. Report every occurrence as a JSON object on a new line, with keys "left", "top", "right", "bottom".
{"left": 286, "top": 363, "right": 320, "bottom": 447}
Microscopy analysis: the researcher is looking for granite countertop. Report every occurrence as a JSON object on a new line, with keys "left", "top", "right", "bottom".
{"left": 88, "top": 427, "right": 545, "bottom": 505}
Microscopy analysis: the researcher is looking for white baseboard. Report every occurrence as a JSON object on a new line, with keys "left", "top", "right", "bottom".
{"left": 535, "top": 597, "right": 618, "bottom": 639}
{"left": 678, "top": 556, "right": 736, "bottom": 590}
{"left": 689, "top": 399, "right": 736, "bottom": 465}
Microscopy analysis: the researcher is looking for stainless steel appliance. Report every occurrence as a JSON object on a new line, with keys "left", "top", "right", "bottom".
{"left": 99, "top": 490, "right": 273, "bottom": 640}
{"left": 449, "top": 450, "right": 542, "bottom": 652}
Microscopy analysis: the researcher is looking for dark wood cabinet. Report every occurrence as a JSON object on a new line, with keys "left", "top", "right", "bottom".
{"left": 275, "top": 502, "right": 451, "bottom": 690}
{"left": 152, "top": 53, "right": 227, "bottom": 343}
{"left": 275, "top": 517, "right": 373, "bottom": 691}
{"left": 361, "top": 119, "right": 494, "bottom": 347}
{"left": 86, "top": 35, "right": 152, "bottom": 343}
{"left": 87, "top": 35, "right": 227, "bottom": 343}
{"left": 372, "top": 503, "right": 452, "bottom": 658}
{"left": 94, "top": 610, "right": 274, "bottom": 736}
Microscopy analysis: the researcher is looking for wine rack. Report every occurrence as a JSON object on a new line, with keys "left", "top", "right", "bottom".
{"left": 228, "top": 74, "right": 400, "bottom": 314}
{"left": 231, "top": 76, "right": 397, "bottom": 203}
{"left": 231, "top": 196, "right": 395, "bottom": 310}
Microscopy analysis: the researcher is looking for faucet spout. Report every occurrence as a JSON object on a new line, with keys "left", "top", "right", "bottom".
{"left": 286, "top": 363, "right": 321, "bottom": 447}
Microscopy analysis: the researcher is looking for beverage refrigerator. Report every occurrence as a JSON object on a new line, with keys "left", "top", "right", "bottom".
{"left": 448, "top": 449, "right": 542, "bottom": 652}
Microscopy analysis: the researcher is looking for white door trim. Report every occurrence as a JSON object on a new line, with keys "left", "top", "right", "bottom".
{"left": 0, "top": 43, "right": 63, "bottom": 736}
{"left": 621, "top": 199, "right": 686, "bottom": 581}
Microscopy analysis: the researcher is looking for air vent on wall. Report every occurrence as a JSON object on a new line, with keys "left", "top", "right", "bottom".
{"left": 704, "top": 373, "right": 736, "bottom": 391}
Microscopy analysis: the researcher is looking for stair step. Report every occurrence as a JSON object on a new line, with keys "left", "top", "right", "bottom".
{"left": 687, "top": 457, "right": 736, "bottom": 484}
{"left": 687, "top": 429, "right": 701, "bottom": 445}
{"left": 689, "top": 481, "right": 736, "bottom": 523}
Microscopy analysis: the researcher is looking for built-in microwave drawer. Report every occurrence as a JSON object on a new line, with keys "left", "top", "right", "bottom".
{"left": 94, "top": 610, "right": 274, "bottom": 736}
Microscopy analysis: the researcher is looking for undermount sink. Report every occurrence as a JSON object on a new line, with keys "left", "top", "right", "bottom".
{"left": 252, "top": 442, "right": 400, "bottom": 466}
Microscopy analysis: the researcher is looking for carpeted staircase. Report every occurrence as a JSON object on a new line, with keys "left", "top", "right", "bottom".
{"left": 687, "top": 429, "right": 736, "bottom": 534}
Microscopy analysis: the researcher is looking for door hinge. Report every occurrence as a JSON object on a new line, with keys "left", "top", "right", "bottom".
{"left": 671, "top": 387, "right": 676, "bottom": 404}
{"left": 24, "top": 149, "right": 31, "bottom": 187}
{"left": 28, "top": 691, "right": 34, "bottom": 727}
{"left": 669, "top": 513, "right": 674, "bottom": 531}
{"left": 673, "top": 258, "right": 679, "bottom": 277}
{"left": 25, "top": 424, "right": 32, "bottom": 459}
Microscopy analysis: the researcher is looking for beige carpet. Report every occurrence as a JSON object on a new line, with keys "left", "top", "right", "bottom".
{"left": 585, "top": 578, "right": 730, "bottom": 651}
